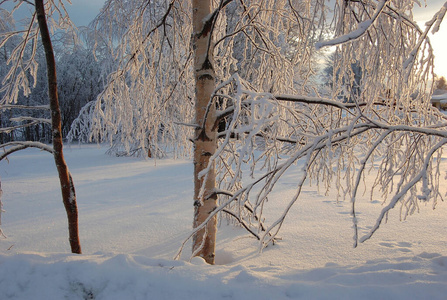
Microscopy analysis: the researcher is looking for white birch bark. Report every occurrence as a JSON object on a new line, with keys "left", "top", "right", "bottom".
{"left": 191, "top": 0, "right": 218, "bottom": 264}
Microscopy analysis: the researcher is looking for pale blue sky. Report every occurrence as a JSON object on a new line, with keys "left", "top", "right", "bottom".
{"left": 64, "top": 0, "right": 104, "bottom": 27}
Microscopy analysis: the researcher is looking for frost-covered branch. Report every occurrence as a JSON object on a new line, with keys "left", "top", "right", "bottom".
{"left": 0, "top": 141, "right": 54, "bottom": 161}
{"left": 350, "top": 131, "right": 390, "bottom": 247}
{"left": 59, "top": 0, "right": 445, "bottom": 258}
{"left": 403, "top": 2, "right": 447, "bottom": 71}
{"left": 222, "top": 208, "right": 260, "bottom": 240}
{"left": 0, "top": 119, "right": 49, "bottom": 133}
{"left": 67, "top": 100, "right": 97, "bottom": 143}
{"left": 360, "top": 138, "right": 447, "bottom": 244}
{"left": 10, "top": 116, "right": 51, "bottom": 124}
{"left": 316, "top": 0, "right": 389, "bottom": 49}
{"left": 0, "top": 104, "right": 50, "bottom": 110}
{"left": 83, "top": 0, "right": 194, "bottom": 158}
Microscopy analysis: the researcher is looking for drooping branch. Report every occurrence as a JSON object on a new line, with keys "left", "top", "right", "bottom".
{"left": 316, "top": 0, "right": 389, "bottom": 49}
{"left": 350, "top": 131, "right": 390, "bottom": 247}
{"left": 10, "top": 116, "right": 51, "bottom": 124}
{"left": 86, "top": 0, "right": 194, "bottom": 158}
{"left": 0, "top": 10, "right": 37, "bottom": 104}
{"left": 124, "top": 0, "right": 177, "bottom": 70}
{"left": 187, "top": 81, "right": 447, "bottom": 252}
{"left": 359, "top": 138, "right": 447, "bottom": 244}
{"left": 0, "top": 104, "right": 50, "bottom": 110}
{"left": 0, "top": 141, "right": 54, "bottom": 161}
{"left": 222, "top": 209, "right": 260, "bottom": 240}
{"left": 403, "top": 2, "right": 447, "bottom": 71}
{"left": 0, "top": 119, "right": 49, "bottom": 134}
{"left": 214, "top": 91, "right": 398, "bottom": 127}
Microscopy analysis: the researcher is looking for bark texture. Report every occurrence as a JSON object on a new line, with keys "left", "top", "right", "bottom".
{"left": 192, "top": 0, "right": 218, "bottom": 264}
{"left": 35, "top": 0, "right": 81, "bottom": 254}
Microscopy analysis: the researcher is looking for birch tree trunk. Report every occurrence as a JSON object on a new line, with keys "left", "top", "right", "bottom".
{"left": 192, "top": 0, "right": 218, "bottom": 264}
{"left": 35, "top": 0, "right": 81, "bottom": 254}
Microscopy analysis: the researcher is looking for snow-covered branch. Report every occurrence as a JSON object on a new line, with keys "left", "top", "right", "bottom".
{"left": 316, "top": 0, "right": 389, "bottom": 50}
{"left": 10, "top": 116, "right": 51, "bottom": 124}
{"left": 403, "top": 2, "right": 447, "bottom": 71}
{"left": 428, "top": 1, "right": 447, "bottom": 34}
{"left": 0, "top": 104, "right": 50, "bottom": 110}
{"left": 83, "top": 0, "right": 194, "bottom": 158}
{"left": 359, "top": 138, "right": 447, "bottom": 244}
{"left": 0, "top": 141, "right": 54, "bottom": 161}
{"left": 50, "top": 0, "right": 445, "bottom": 258}
{"left": 0, "top": 120, "right": 48, "bottom": 134}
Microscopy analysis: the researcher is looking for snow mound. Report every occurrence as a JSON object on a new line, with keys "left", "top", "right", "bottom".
{"left": 0, "top": 252, "right": 447, "bottom": 299}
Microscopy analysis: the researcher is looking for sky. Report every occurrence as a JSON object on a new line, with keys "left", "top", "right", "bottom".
{"left": 62, "top": 0, "right": 104, "bottom": 27}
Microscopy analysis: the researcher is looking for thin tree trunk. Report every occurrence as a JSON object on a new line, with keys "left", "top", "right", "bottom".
{"left": 192, "top": 0, "right": 218, "bottom": 264}
{"left": 35, "top": 0, "right": 81, "bottom": 254}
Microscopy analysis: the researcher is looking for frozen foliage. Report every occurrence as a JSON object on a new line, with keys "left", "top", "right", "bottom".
{"left": 71, "top": 0, "right": 324, "bottom": 157}
{"left": 429, "top": 1, "right": 447, "bottom": 34}
{"left": 171, "top": 0, "right": 447, "bottom": 256}
{"left": 69, "top": 0, "right": 195, "bottom": 158}
{"left": 0, "top": 1, "right": 94, "bottom": 143}
{"left": 0, "top": 0, "right": 74, "bottom": 144}
{"left": 315, "top": 0, "right": 388, "bottom": 50}
{"left": 0, "top": 1, "right": 76, "bottom": 105}
{"left": 1, "top": 2, "right": 102, "bottom": 144}
{"left": 66, "top": 0, "right": 447, "bottom": 256}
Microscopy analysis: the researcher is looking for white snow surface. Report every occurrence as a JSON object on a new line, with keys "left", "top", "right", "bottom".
{"left": 432, "top": 92, "right": 447, "bottom": 100}
{"left": 1, "top": 145, "right": 447, "bottom": 299}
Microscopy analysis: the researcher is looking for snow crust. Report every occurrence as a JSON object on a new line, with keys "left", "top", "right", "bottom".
{"left": 1, "top": 145, "right": 447, "bottom": 299}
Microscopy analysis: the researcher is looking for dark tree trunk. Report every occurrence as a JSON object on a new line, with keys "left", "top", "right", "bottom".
{"left": 35, "top": 0, "right": 81, "bottom": 254}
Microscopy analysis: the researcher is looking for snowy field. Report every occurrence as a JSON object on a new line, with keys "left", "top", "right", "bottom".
{"left": 1, "top": 145, "right": 447, "bottom": 299}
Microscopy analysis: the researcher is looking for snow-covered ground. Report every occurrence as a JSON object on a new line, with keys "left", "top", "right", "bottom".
{"left": 1, "top": 145, "right": 446, "bottom": 299}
